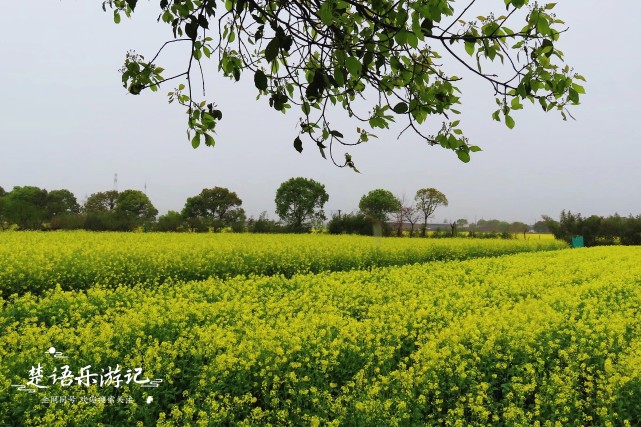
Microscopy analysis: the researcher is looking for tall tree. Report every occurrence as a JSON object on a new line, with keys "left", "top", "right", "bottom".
{"left": 509, "top": 221, "right": 529, "bottom": 238}
{"left": 115, "top": 189, "right": 159, "bottom": 229}
{"left": 403, "top": 204, "right": 421, "bottom": 237}
{"left": 155, "top": 210, "right": 185, "bottom": 232}
{"left": 275, "top": 177, "right": 329, "bottom": 232}
{"left": 533, "top": 220, "right": 550, "bottom": 233}
{"left": 391, "top": 194, "right": 411, "bottom": 237}
{"left": 359, "top": 189, "right": 400, "bottom": 236}
{"left": 1, "top": 186, "right": 48, "bottom": 229}
{"left": 104, "top": 1, "right": 583, "bottom": 169}
{"left": 0, "top": 187, "right": 6, "bottom": 229}
{"left": 415, "top": 188, "right": 448, "bottom": 237}
{"left": 181, "top": 195, "right": 208, "bottom": 231}
{"left": 46, "top": 189, "right": 81, "bottom": 219}
{"left": 181, "top": 187, "right": 243, "bottom": 231}
{"left": 84, "top": 190, "right": 119, "bottom": 212}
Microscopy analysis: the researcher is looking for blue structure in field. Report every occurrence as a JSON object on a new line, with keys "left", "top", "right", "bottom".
{"left": 571, "top": 235, "right": 584, "bottom": 248}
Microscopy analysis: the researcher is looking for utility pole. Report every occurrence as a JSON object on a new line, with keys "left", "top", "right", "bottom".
{"left": 113, "top": 173, "right": 118, "bottom": 192}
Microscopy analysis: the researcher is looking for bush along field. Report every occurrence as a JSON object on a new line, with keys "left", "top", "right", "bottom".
{"left": 2, "top": 245, "right": 641, "bottom": 426}
{"left": 0, "top": 232, "right": 566, "bottom": 297}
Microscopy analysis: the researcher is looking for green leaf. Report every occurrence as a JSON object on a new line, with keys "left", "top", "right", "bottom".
{"left": 394, "top": 31, "right": 408, "bottom": 46}
{"left": 536, "top": 14, "right": 551, "bottom": 35}
{"left": 345, "top": 57, "right": 362, "bottom": 76}
{"left": 197, "top": 14, "right": 209, "bottom": 29}
{"left": 392, "top": 102, "right": 408, "bottom": 114}
{"left": 334, "top": 68, "right": 345, "bottom": 86}
{"left": 457, "top": 150, "right": 471, "bottom": 163}
{"left": 204, "top": 133, "right": 215, "bottom": 147}
{"left": 265, "top": 38, "right": 280, "bottom": 62}
{"left": 114, "top": 10, "right": 121, "bottom": 24}
{"left": 407, "top": 32, "right": 419, "bottom": 48}
{"left": 317, "top": 141, "right": 327, "bottom": 159}
{"left": 185, "top": 20, "right": 198, "bottom": 40}
{"left": 505, "top": 114, "right": 515, "bottom": 129}
{"left": 191, "top": 133, "right": 201, "bottom": 148}
{"left": 293, "top": 136, "right": 303, "bottom": 153}
{"left": 572, "top": 83, "right": 585, "bottom": 94}
{"left": 319, "top": 2, "right": 333, "bottom": 25}
{"left": 254, "top": 70, "right": 268, "bottom": 90}
{"left": 465, "top": 41, "right": 475, "bottom": 56}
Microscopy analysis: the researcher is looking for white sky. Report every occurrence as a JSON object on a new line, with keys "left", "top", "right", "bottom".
{"left": 1, "top": 1, "right": 639, "bottom": 224}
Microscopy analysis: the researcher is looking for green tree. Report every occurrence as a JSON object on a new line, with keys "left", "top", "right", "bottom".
{"left": 181, "top": 195, "right": 208, "bottom": 231}
{"left": 104, "top": 1, "right": 583, "bottom": 169}
{"left": 275, "top": 177, "right": 329, "bottom": 232}
{"left": 155, "top": 210, "right": 185, "bottom": 231}
{"left": 359, "top": 189, "right": 400, "bottom": 236}
{"left": 46, "top": 189, "right": 81, "bottom": 219}
{"left": 83, "top": 190, "right": 121, "bottom": 231}
{"left": 181, "top": 187, "right": 243, "bottom": 231}
{"left": 226, "top": 207, "right": 247, "bottom": 232}
{"left": 84, "top": 190, "right": 119, "bottom": 212}
{"left": 403, "top": 204, "right": 421, "bottom": 237}
{"left": 1, "top": 186, "right": 48, "bottom": 229}
{"left": 391, "top": 194, "right": 410, "bottom": 237}
{"left": 0, "top": 187, "right": 6, "bottom": 229}
{"left": 415, "top": 188, "right": 448, "bottom": 237}
{"left": 533, "top": 220, "right": 550, "bottom": 233}
{"left": 509, "top": 221, "right": 529, "bottom": 238}
{"left": 247, "top": 211, "right": 285, "bottom": 234}
{"left": 115, "top": 189, "right": 158, "bottom": 230}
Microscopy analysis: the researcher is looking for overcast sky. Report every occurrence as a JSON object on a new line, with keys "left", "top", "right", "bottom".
{"left": 1, "top": 1, "right": 639, "bottom": 224}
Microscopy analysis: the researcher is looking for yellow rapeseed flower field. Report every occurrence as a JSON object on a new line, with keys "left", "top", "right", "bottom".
{"left": 0, "top": 231, "right": 565, "bottom": 296}
{"left": 1, "top": 241, "right": 641, "bottom": 426}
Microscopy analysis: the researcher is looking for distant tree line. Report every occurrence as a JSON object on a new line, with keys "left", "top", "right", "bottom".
{"left": 543, "top": 211, "right": 641, "bottom": 246}
{"left": 0, "top": 183, "right": 308, "bottom": 232}
{"left": 0, "top": 182, "right": 547, "bottom": 237}
{"left": 0, "top": 186, "right": 158, "bottom": 231}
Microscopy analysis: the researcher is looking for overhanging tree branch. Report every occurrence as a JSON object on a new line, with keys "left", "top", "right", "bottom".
{"left": 105, "top": 0, "right": 584, "bottom": 170}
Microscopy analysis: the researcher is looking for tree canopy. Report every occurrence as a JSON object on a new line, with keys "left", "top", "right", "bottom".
{"left": 275, "top": 177, "right": 329, "bottom": 231}
{"left": 182, "top": 187, "right": 244, "bottom": 231}
{"left": 415, "top": 187, "right": 448, "bottom": 236}
{"left": 116, "top": 190, "right": 159, "bottom": 222}
{"left": 46, "top": 189, "right": 81, "bottom": 218}
{"left": 359, "top": 189, "right": 400, "bottom": 223}
{"left": 84, "top": 190, "right": 119, "bottom": 212}
{"left": 1, "top": 186, "right": 48, "bottom": 229}
{"left": 104, "top": 0, "right": 584, "bottom": 169}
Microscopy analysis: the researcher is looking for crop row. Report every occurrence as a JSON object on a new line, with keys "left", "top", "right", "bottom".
{"left": 1, "top": 247, "right": 640, "bottom": 426}
{"left": 0, "top": 231, "right": 566, "bottom": 296}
